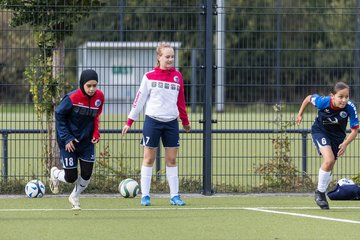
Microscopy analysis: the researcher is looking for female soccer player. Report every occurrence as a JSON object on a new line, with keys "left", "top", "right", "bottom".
{"left": 296, "top": 82, "right": 358, "bottom": 209}
{"left": 50, "top": 69, "right": 104, "bottom": 210}
{"left": 121, "top": 42, "right": 191, "bottom": 206}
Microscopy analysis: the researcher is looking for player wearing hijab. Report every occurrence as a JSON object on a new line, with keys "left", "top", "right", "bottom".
{"left": 50, "top": 69, "right": 104, "bottom": 210}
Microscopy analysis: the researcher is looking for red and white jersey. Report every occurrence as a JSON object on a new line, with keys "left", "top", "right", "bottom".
{"left": 127, "top": 67, "right": 189, "bottom": 126}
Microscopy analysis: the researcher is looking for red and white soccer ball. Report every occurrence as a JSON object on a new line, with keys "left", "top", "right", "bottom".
{"left": 25, "top": 179, "right": 46, "bottom": 198}
{"left": 118, "top": 178, "right": 140, "bottom": 198}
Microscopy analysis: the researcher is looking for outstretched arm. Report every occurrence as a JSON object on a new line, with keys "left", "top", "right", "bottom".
{"left": 296, "top": 95, "right": 312, "bottom": 125}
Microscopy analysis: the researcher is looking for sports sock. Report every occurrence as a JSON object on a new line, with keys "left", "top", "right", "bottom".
{"left": 317, "top": 168, "right": 331, "bottom": 193}
{"left": 166, "top": 166, "right": 179, "bottom": 198}
{"left": 141, "top": 165, "right": 152, "bottom": 197}
{"left": 71, "top": 176, "right": 90, "bottom": 197}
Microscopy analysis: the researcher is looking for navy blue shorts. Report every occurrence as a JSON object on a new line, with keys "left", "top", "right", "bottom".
{"left": 141, "top": 115, "right": 180, "bottom": 148}
{"left": 311, "top": 132, "right": 344, "bottom": 159}
{"left": 60, "top": 143, "right": 95, "bottom": 169}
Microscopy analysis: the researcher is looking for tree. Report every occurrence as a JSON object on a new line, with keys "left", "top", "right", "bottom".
{"left": 1, "top": 0, "right": 104, "bottom": 170}
{"left": 0, "top": 10, "right": 34, "bottom": 103}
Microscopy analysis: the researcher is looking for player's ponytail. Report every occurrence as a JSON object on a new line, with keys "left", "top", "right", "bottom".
{"left": 331, "top": 81, "right": 349, "bottom": 94}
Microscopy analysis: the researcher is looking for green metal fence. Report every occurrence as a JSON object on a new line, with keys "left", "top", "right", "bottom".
{"left": 1, "top": 0, "right": 360, "bottom": 194}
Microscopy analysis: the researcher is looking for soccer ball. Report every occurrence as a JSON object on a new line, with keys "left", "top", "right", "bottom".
{"left": 118, "top": 178, "right": 140, "bottom": 198}
{"left": 337, "top": 178, "right": 355, "bottom": 186}
{"left": 25, "top": 179, "right": 45, "bottom": 198}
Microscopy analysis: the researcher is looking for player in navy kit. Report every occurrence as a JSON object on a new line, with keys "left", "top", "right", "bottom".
{"left": 49, "top": 69, "right": 104, "bottom": 210}
{"left": 296, "top": 82, "right": 358, "bottom": 209}
{"left": 121, "top": 42, "right": 191, "bottom": 206}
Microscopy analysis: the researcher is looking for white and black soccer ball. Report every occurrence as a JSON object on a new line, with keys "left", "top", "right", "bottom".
{"left": 337, "top": 178, "right": 355, "bottom": 186}
{"left": 118, "top": 178, "right": 140, "bottom": 198}
{"left": 25, "top": 179, "right": 45, "bottom": 198}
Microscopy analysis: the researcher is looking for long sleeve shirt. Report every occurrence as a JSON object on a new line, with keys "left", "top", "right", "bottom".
{"left": 55, "top": 88, "right": 104, "bottom": 149}
{"left": 127, "top": 67, "right": 189, "bottom": 126}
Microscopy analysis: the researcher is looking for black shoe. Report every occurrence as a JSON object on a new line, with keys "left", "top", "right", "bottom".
{"left": 315, "top": 190, "right": 329, "bottom": 210}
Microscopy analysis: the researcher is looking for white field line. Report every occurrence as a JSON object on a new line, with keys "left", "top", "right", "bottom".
{"left": 244, "top": 207, "right": 360, "bottom": 224}
{"left": 0, "top": 206, "right": 360, "bottom": 212}
{"left": 1, "top": 206, "right": 360, "bottom": 224}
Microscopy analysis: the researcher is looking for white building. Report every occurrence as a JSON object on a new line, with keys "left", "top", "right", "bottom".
{"left": 77, "top": 41, "right": 181, "bottom": 114}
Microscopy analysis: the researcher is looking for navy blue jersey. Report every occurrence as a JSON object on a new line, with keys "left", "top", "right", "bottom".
{"left": 310, "top": 94, "right": 359, "bottom": 139}
{"left": 55, "top": 88, "right": 104, "bottom": 150}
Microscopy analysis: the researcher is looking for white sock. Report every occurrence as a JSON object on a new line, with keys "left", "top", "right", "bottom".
{"left": 317, "top": 168, "right": 331, "bottom": 193}
{"left": 71, "top": 176, "right": 90, "bottom": 197}
{"left": 166, "top": 166, "right": 179, "bottom": 198}
{"left": 141, "top": 166, "right": 152, "bottom": 197}
{"left": 54, "top": 169, "right": 66, "bottom": 183}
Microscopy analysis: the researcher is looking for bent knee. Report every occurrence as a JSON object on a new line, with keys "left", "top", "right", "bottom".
{"left": 322, "top": 160, "right": 335, "bottom": 171}
{"left": 65, "top": 175, "right": 77, "bottom": 183}
{"left": 64, "top": 169, "right": 78, "bottom": 183}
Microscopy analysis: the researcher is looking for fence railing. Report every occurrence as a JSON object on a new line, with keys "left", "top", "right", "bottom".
{"left": 1, "top": 128, "right": 312, "bottom": 185}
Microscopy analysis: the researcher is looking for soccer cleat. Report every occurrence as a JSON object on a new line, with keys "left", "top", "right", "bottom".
{"left": 49, "top": 167, "right": 60, "bottom": 194}
{"left": 315, "top": 190, "right": 329, "bottom": 210}
{"left": 170, "top": 195, "right": 186, "bottom": 206}
{"left": 141, "top": 196, "right": 151, "bottom": 206}
{"left": 69, "top": 194, "right": 81, "bottom": 210}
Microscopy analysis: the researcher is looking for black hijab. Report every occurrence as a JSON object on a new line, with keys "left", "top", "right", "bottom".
{"left": 79, "top": 69, "right": 98, "bottom": 97}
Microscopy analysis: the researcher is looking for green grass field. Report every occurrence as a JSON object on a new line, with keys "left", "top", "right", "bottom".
{"left": 0, "top": 194, "right": 359, "bottom": 240}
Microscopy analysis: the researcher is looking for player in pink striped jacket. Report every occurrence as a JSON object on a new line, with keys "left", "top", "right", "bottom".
{"left": 122, "top": 42, "right": 191, "bottom": 206}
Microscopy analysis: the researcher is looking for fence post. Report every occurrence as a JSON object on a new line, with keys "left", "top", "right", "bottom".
{"left": 301, "top": 131, "right": 308, "bottom": 178}
{"left": 191, "top": 49, "right": 197, "bottom": 113}
{"left": 354, "top": 0, "right": 360, "bottom": 102}
{"left": 275, "top": 0, "right": 282, "bottom": 103}
{"left": 1, "top": 131, "right": 8, "bottom": 181}
{"left": 202, "top": 0, "right": 214, "bottom": 196}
